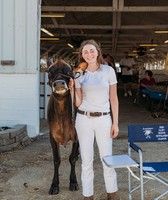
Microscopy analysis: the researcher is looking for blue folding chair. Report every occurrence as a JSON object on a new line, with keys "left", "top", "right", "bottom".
{"left": 147, "top": 89, "right": 166, "bottom": 112}
{"left": 128, "top": 124, "right": 168, "bottom": 200}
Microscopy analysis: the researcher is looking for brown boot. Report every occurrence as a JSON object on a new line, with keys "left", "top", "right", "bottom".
{"left": 107, "top": 192, "right": 120, "bottom": 200}
{"left": 83, "top": 195, "right": 94, "bottom": 200}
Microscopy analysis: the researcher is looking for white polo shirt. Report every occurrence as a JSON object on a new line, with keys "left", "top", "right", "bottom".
{"left": 75, "top": 64, "right": 117, "bottom": 112}
{"left": 119, "top": 57, "right": 135, "bottom": 75}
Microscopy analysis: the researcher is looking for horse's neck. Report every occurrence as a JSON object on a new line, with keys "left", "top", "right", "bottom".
{"left": 53, "top": 94, "right": 72, "bottom": 114}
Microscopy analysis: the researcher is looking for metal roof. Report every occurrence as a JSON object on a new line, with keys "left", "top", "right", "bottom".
{"left": 40, "top": 0, "right": 168, "bottom": 62}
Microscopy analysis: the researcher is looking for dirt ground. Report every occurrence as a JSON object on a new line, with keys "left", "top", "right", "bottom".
{"left": 0, "top": 88, "right": 168, "bottom": 200}
{"left": 0, "top": 132, "right": 167, "bottom": 200}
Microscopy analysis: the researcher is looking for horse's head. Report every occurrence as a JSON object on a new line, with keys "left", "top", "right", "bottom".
{"left": 47, "top": 59, "right": 73, "bottom": 96}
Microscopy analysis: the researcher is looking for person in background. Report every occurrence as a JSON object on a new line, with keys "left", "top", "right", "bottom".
{"left": 119, "top": 52, "right": 135, "bottom": 97}
{"left": 74, "top": 39, "right": 120, "bottom": 200}
{"left": 140, "top": 70, "right": 156, "bottom": 89}
{"left": 110, "top": 55, "right": 117, "bottom": 76}
{"left": 133, "top": 70, "right": 156, "bottom": 104}
{"left": 103, "top": 54, "right": 117, "bottom": 76}
{"left": 103, "top": 53, "right": 111, "bottom": 66}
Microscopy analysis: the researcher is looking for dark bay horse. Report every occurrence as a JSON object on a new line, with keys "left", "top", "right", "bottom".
{"left": 47, "top": 59, "right": 79, "bottom": 195}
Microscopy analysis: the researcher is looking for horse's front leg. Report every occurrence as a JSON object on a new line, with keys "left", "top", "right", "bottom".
{"left": 49, "top": 134, "right": 61, "bottom": 195}
{"left": 69, "top": 141, "right": 79, "bottom": 191}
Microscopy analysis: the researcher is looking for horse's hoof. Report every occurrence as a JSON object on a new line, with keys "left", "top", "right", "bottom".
{"left": 69, "top": 182, "right": 79, "bottom": 191}
{"left": 48, "top": 184, "right": 59, "bottom": 195}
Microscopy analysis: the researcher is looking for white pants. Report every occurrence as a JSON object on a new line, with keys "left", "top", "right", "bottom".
{"left": 75, "top": 113, "right": 118, "bottom": 197}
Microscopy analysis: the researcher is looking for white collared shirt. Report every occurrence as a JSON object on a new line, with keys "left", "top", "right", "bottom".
{"left": 75, "top": 64, "right": 117, "bottom": 112}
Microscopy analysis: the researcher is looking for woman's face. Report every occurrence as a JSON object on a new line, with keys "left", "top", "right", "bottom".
{"left": 81, "top": 44, "right": 98, "bottom": 64}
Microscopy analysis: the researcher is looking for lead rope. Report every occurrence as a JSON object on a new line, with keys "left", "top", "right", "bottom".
{"left": 70, "top": 85, "right": 75, "bottom": 126}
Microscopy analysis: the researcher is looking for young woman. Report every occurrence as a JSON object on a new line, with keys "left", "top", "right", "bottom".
{"left": 74, "top": 39, "right": 120, "bottom": 200}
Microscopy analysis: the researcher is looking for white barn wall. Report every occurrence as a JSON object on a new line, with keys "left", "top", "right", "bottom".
{"left": 0, "top": 74, "right": 39, "bottom": 135}
{"left": 0, "top": 0, "right": 41, "bottom": 137}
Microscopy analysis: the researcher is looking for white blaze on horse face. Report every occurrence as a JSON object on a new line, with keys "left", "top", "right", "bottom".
{"left": 55, "top": 89, "right": 67, "bottom": 95}
{"left": 52, "top": 80, "right": 69, "bottom": 94}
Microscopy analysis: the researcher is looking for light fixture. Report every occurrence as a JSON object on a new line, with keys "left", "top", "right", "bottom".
{"left": 164, "top": 40, "right": 168, "bottom": 43}
{"left": 41, "top": 28, "right": 54, "bottom": 37}
{"left": 40, "top": 38, "right": 60, "bottom": 41}
{"left": 41, "top": 13, "right": 65, "bottom": 18}
{"left": 128, "top": 53, "right": 137, "bottom": 57}
{"left": 154, "top": 30, "right": 168, "bottom": 34}
{"left": 149, "top": 48, "right": 155, "bottom": 51}
{"left": 67, "top": 43, "right": 74, "bottom": 48}
{"left": 139, "top": 44, "right": 158, "bottom": 47}
{"left": 72, "top": 51, "right": 79, "bottom": 54}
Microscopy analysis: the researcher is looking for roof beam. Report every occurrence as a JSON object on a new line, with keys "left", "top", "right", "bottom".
{"left": 123, "top": 6, "right": 168, "bottom": 12}
{"left": 43, "top": 24, "right": 168, "bottom": 30}
{"left": 43, "top": 1, "right": 58, "bottom": 26}
{"left": 50, "top": 33, "right": 150, "bottom": 38}
{"left": 42, "top": 6, "right": 114, "bottom": 12}
{"left": 42, "top": 6, "right": 168, "bottom": 12}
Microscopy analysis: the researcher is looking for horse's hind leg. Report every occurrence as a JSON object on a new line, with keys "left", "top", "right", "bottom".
{"left": 49, "top": 134, "right": 61, "bottom": 195}
{"left": 69, "top": 141, "right": 79, "bottom": 191}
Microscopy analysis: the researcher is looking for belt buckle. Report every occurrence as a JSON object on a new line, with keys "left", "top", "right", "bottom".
{"left": 86, "top": 111, "right": 93, "bottom": 118}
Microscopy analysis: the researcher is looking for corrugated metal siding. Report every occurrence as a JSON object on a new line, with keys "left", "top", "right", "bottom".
{"left": 0, "top": 0, "right": 41, "bottom": 73}
{"left": 0, "top": 0, "right": 41, "bottom": 137}
{"left": 0, "top": 0, "right": 15, "bottom": 67}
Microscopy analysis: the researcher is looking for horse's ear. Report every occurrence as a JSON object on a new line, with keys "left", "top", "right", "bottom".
{"left": 47, "top": 57, "right": 54, "bottom": 68}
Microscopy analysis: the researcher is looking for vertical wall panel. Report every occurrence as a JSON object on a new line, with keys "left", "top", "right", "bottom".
{"left": 1, "top": 0, "right": 15, "bottom": 61}
{"left": 0, "top": 0, "right": 41, "bottom": 137}
{"left": 27, "top": 0, "right": 38, "bottom": 73}
{"left": 0, "top": 0, "right": 2, "bottom": 62}
{"left": 0, "top": 0, "right": 40, "bottom": 74}
{"left": 14, "top": 0, "right": 27, "bottom": 73}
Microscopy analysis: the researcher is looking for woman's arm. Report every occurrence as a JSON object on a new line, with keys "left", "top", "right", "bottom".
{"left": 109, "top": 84, "right": 119, "bottom": 138}
{"left": 69, "top": 78, "right": 82, "bottom": 107}
{"left": 75, "top": 88, "right": 82, "bottom": 107}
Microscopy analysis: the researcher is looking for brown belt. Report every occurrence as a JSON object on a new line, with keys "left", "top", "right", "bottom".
{"left": 77, "top": 109, "right": 110, "bottom": 117}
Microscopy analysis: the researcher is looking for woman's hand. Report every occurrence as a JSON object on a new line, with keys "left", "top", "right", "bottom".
{"left": 110, "top": 124, "right": 119, "bottom": 138}
{"left": 69, "top": 78, "right": 74, "bottom": 90}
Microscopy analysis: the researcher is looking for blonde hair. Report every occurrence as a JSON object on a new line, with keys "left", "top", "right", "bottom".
{"left": 78, "top": 39, "right": 105, "bottom": 65}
